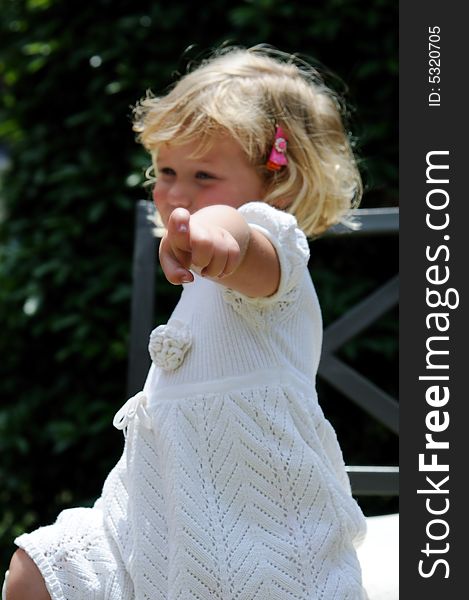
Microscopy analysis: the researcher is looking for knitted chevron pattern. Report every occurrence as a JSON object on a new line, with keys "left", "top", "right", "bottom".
{"left": 105, "top": 382, "right": 366, "bottom": 600}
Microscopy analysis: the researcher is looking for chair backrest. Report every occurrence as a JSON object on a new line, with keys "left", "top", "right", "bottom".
{"left": 127, "top": 201, "right": 399, "bottom": 496}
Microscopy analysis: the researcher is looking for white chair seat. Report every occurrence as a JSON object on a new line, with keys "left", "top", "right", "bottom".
{"left": 358, "top": 513, "right": 399, "bottom": 599}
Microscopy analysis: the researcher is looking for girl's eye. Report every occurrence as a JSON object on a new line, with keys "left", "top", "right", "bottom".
{"left": 196, "top": 171, "right": 215, "bottom": 180}
{"left": 160, "top": 167, "right": 175, "bottom": 176}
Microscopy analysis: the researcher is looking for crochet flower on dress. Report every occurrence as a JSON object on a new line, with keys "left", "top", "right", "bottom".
{"left": 148, "top": 320, "right": 192, "bottom": 370}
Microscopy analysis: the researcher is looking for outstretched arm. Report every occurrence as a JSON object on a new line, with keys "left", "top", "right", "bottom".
{"left": 159, "top": 205, "right": 280, "bottom": 298}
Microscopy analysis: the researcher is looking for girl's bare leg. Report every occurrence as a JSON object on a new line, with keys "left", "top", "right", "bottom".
{"left": 6, "top": 549, "right": 51, "bottom": 600}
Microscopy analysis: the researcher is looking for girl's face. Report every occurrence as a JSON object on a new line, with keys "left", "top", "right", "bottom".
{"left": 153, "top": 136, "right": 266, "bottom": 226}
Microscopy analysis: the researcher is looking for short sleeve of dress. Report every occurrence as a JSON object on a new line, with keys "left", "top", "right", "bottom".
{"left": 222, "top": 201, "right": 310, "bottom": 326}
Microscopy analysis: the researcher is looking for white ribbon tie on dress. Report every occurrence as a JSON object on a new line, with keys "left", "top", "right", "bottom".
{"left": 113, "top": 391, "right": 152, "bottom": 437}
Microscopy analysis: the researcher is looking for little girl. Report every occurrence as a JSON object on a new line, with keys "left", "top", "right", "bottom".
{"left": 5, "top": 46, "right": 367, "bottom": 600}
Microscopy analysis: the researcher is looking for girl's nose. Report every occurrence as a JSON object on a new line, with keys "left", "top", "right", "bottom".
{"left": 168, "top": 183, "right": 192, "bottom": 208}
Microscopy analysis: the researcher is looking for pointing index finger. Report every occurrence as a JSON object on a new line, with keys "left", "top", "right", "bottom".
{"left": 167, "top": 208, "right": 192, "bottom": 252}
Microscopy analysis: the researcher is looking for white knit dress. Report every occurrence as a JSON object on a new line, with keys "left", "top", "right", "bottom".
{"left": 13, "top": 202, "right": 367, "bottom": 600}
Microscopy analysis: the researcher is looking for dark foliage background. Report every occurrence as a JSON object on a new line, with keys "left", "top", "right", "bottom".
{"left": 0, "top": 0, "right": 397, "bottom": 571}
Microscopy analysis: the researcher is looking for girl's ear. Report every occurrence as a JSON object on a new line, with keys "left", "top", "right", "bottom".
{"left": 271, "top": 197, "right": 293, "bottom": 210}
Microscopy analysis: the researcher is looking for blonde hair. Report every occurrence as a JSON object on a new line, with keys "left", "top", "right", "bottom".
{"left": 133, "top": 45, "right": 362, "bottom": 236}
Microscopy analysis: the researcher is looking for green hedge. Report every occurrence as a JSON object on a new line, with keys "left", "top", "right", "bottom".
{"left": 0, "top": 0, "right": 397, "bottom": 570}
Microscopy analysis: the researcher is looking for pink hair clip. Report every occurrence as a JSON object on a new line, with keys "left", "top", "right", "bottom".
{"left": 266, "top": 125, "right": 288, "bottom": 171}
